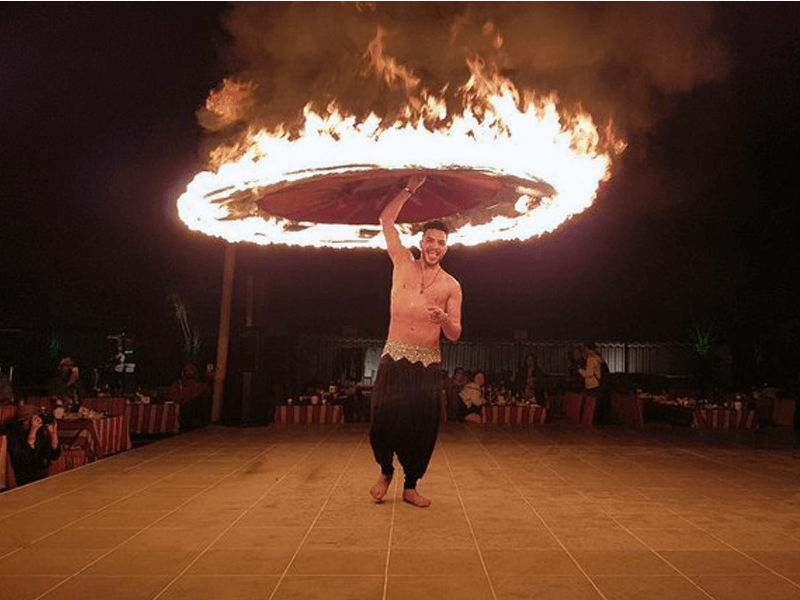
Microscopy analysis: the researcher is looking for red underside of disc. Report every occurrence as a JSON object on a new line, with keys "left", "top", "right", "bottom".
{"left": 255, "top": 169, "right": 547, "bottom": 225}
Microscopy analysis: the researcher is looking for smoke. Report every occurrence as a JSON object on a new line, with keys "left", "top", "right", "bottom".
{"left": 199, "top": 2, "right": 729, "bottom": 146}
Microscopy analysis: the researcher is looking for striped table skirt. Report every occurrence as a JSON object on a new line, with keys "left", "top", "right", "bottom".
{"left": 48, "top": 448, "right": 88, "bottom": 476}
{"left": 275, "top": 405, "right": 344, "bottom": 425}
{"left": 1, "top": 436, "right": 88, "bottom": 489}
{"left": 693, "top": 408, "right": 758, "bottom": 429}
{"left": 482, "top": 405, "right": 547, "bottom": 425}
{"left": 58, "top": 415, "right": 132, "bottom": 461}
{"left": 20, "top": 397, "right": 128, "bottom": 417}
{"left": 0, "top": 435, "right": 12, "bottom": 489}
{"left": 126, "top": 403, "right": 181, "bottom": 434}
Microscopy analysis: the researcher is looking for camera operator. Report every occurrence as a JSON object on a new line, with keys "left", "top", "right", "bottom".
{"left": 6, "top": 411, "right": 61, "bottom": 486}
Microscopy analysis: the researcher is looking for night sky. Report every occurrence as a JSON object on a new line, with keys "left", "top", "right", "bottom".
{"left": 2, "top": 3, "right": 799, "bottom": 384}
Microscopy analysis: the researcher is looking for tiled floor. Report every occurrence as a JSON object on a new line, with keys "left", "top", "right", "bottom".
{"left": 2, "top": 423, "right": 800, "bottom": 600}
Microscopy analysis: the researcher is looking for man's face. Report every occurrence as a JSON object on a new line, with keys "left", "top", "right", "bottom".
{"left": 420, "top": 228, "right": 448, "bottom": 266}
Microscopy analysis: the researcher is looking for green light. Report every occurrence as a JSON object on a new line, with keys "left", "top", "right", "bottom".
{"left": 48, "top": 336, "right": 61, "bottom": 359}
{"left": 692, "top": 326, "right": 712, "bottom": 357}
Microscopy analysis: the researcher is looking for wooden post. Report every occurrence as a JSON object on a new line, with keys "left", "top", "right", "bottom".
{"left": 212, "top": 243, "right": 236, "bottom": 423}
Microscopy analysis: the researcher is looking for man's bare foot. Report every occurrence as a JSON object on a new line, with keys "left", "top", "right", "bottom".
{"left": 402, "top": 488, "right": 431, "bottom": 508}
{"left": 370, "top": 474, "right": 392, "bottom": 503}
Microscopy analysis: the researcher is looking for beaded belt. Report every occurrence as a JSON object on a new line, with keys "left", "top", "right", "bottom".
{"left": 381, "top": 339, "right": 441, "bottom": 367}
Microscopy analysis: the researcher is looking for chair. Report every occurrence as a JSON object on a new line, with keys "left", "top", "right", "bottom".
{"left": 581, "top": 395, "right": 596, "bottom": 428}
{"left": 563, "top": 392, "right": 582, "bottom": 425}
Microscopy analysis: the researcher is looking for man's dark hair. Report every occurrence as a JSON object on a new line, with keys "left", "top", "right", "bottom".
{"left": 422, "top": 220, "right": 448, "bottom": 236}
{"left": 584, "top": 341, "right": 597, "bottom": 351}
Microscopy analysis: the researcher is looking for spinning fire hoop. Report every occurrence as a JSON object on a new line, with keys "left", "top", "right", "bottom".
{"left": 177, "top": 58, "right": 622, "bottom": 248}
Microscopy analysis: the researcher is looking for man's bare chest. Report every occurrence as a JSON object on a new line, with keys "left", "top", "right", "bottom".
{"left": 393, "top": 272, "right": 447, "bottom": 306}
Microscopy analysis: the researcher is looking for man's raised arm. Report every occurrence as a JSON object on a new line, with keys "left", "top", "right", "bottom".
{"left": 379, "top": 175, "right": 426, "bottom": 263}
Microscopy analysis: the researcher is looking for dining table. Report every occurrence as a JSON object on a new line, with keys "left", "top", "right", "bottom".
{"left": 126, "top": 402, "right": 181, "bottom": 434}
{"left": 641, "top": 396, "right": 695, "bottom": 427}
{"left": 81, "top": 397, "right": 127, "bottom": 416}
{"left": 274, "top": 404, "right": 344, "bottom": 425}
{"left": 638, "top": 394, "right": 759, "bottom": 429}
{"left": 481, "top": 404, "right": 547, "bottom": 425}
{"left": 693, "top": 407, "right": 759, "bottom": 429}
{"left": 57, "top": 414, "right": 131, "bottom": 461}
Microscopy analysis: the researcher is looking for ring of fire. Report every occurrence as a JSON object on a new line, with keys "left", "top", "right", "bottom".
{"left": 177, "top": 83, "right": 621, "bottom": 248}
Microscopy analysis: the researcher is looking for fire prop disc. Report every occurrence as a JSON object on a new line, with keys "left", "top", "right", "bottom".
{"left": 256, "top": 169, "right": 553, "bottom": 226}
{"left": 177, "top": 68, "right": 622, "bottom": 248}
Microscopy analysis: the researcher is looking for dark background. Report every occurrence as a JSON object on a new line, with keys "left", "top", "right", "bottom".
{"left": 2, "top": 3, "right": 799, "bottom": 390}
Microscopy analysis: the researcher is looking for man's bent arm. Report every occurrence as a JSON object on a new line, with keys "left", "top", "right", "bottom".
{"left": 441, "top": 283, "right": 463, "bottom": 341}
{"left": 379, "top": 175, "right": 426, "bottom": 263}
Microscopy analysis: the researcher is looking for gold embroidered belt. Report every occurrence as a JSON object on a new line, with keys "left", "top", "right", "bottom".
{"left": 381, "top": 340, "right": 441, "bottom": 367}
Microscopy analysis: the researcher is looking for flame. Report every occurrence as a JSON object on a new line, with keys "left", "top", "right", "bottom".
{"left": 177, "top": 43, "right": 624, "bottom": 249}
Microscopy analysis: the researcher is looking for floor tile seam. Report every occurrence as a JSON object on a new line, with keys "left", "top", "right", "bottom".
{"left": 258, "top": 432, "right": 366, "bottom": 600}
{"left": 510, "top": 501, "right": 615, "bottom": 599}
{"left": 487, "top": 427, "right": 570, "bottom": 485}
{"left": 0, "top": 445, "right": 234, "bottom": 563}
{"left": 272, "top": 575, "right": 385, "bottom": 581}
{"left": 656, "top": 505, "right": 800, "bottom": 590}
{"left": 29, "top": 438, "right": 289, "bottom": 600}
{"left": 671, "top": 447, "right": 792, "bottom": 482}
{"left": 601, "top": 512, "right": 750, "bottom": 599}
{"left": 382, "top": 476, "right": 400, "bottom": 600}
{"left": 466, "top": 429, "right": 613, "bottom": 600}
{"left": 0, "top": 434, "right": 214, "bottom": 523}
{"left": 439, "top": 437, "right": 501, "bottom": 600}
{"left": 24, "top": 574, "right": 174, "bottom": 581}
{"left": 784, "top": 531, "right": 800, "bottom": 543}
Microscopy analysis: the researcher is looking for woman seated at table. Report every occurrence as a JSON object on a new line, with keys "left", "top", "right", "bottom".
{"left": 5, "top": 411, "right": 61, "bottom": 486}
{"left": 458, "top": 371, "right": 486, "bottom": 423}
{"left": 166, "top": 363, "right": 210, "bottom": 431}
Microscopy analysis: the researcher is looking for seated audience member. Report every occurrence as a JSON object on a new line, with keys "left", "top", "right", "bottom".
{"left": 338, "top": 383, "right": 363, "bottom": 422}
{"left": 458, "top": 371, "right": 486, "bottom": 423}
{"left": 452, "top": 367, "right": 469, "bottom": 388}
{"left": 445, "top": 367, "right": 469, "bottom": 421}
{"left": 5, "top": 411, "right": 61, "bottom": 486}
{"left": 167, "top": 363, "right": 210, "bottom": 431}
{"left": 513, "top": 353, "right": 544, "bottom": 401}
{"left": 49, "top": 356, "right": 86, "bottom": 409}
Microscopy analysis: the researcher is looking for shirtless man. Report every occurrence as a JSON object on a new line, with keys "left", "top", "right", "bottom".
{"left": 369, "top": 174, "right": 463, "bottom": 508}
